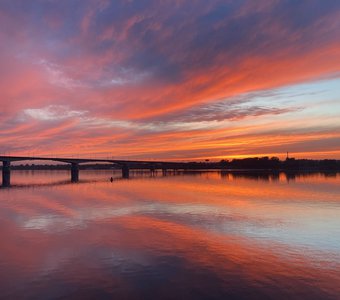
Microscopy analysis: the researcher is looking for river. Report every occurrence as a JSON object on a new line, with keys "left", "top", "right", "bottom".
{"left": 0, "top": 170, "right": 339, "bottom": 299}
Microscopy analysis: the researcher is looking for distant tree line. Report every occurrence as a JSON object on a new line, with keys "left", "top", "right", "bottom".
{"left": 181, "top": 157, "right": 340, "bottom": 171}
{"left": 220, "top": 157, "right": 340, "bottom": 171}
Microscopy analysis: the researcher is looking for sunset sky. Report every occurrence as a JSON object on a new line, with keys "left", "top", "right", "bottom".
{"left": 0, "top": 0, "right": 339, "bottom": 161}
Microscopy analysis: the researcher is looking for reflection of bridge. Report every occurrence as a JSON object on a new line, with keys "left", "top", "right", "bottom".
{"left": 0, "top": 156, "right": 184, "bottom": 187}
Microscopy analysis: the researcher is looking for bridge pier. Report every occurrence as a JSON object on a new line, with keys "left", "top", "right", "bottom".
{"left": 71, "top": 163, "right": 79, "bottom": 182}
{"left": 162, "top": 168, "right": 167, "bottom": 176}
{"left": 150, "top": 166, "right": 156, "bottom": 176}
{"left": 122, "top": 164, "right": 129, "bottom": 178}
{"left": 2, "top": 161, "right": 10, "bottom": 187}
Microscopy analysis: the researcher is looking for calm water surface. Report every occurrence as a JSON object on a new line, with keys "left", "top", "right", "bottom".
{"left": 0, "top": 170, "right": 340, "bottom": 299}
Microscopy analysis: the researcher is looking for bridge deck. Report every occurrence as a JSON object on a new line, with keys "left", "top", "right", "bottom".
{"left": 0, "top": 156, "right": 182, "bottom": 166}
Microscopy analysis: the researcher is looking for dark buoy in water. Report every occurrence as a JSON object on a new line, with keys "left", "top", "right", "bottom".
{"left": 110, "top": 177, "right": 113, "bottom": 182}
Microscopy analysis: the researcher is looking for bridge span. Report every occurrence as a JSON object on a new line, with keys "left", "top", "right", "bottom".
{"left": 0, "top": 156, "right": 184, "bottom": 187}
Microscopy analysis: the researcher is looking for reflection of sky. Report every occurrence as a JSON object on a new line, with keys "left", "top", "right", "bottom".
{"left": 4, "top": 171, "right": 340, "bottom": 254}
{"left": 20, "top": 200, "right": 340, "bottom": 254}
{"left": 1, "top": 172, "right": 340, "bottom": 298}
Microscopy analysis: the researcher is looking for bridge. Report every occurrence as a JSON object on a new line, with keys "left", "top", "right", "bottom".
{"left": 0, "top": 155, "right": 186, "bottom": 187}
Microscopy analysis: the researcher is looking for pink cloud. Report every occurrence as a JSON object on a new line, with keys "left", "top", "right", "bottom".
{"left": 0, "top": 0, "right": 339, "bottom": 159}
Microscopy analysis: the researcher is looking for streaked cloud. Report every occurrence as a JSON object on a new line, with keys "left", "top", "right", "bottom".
{"left": 0, "top": 0, "right": 339, "bottom": 159}
{"left": 24, "top": 105, "right": 87, "bottom": 121}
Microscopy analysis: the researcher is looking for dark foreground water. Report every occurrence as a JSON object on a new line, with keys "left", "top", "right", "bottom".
{"left": 0, "top": 170, "right": 340, "bottom": 299}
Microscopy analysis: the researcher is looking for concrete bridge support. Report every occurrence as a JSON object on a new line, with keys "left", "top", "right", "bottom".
{"left": 150, "top": 166, "right": 156, "bottom": 176}
{"left": 162, "top": 168, "right": 167, "bottom": 176}
{"left": 122, "top": 164, "right": 130, "bottom": 179}
{"left": 71, "top": 163, "right": 79, "bottom": 182}
{"left": 2, "top": 161, "right": 10, "bottom": 187}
